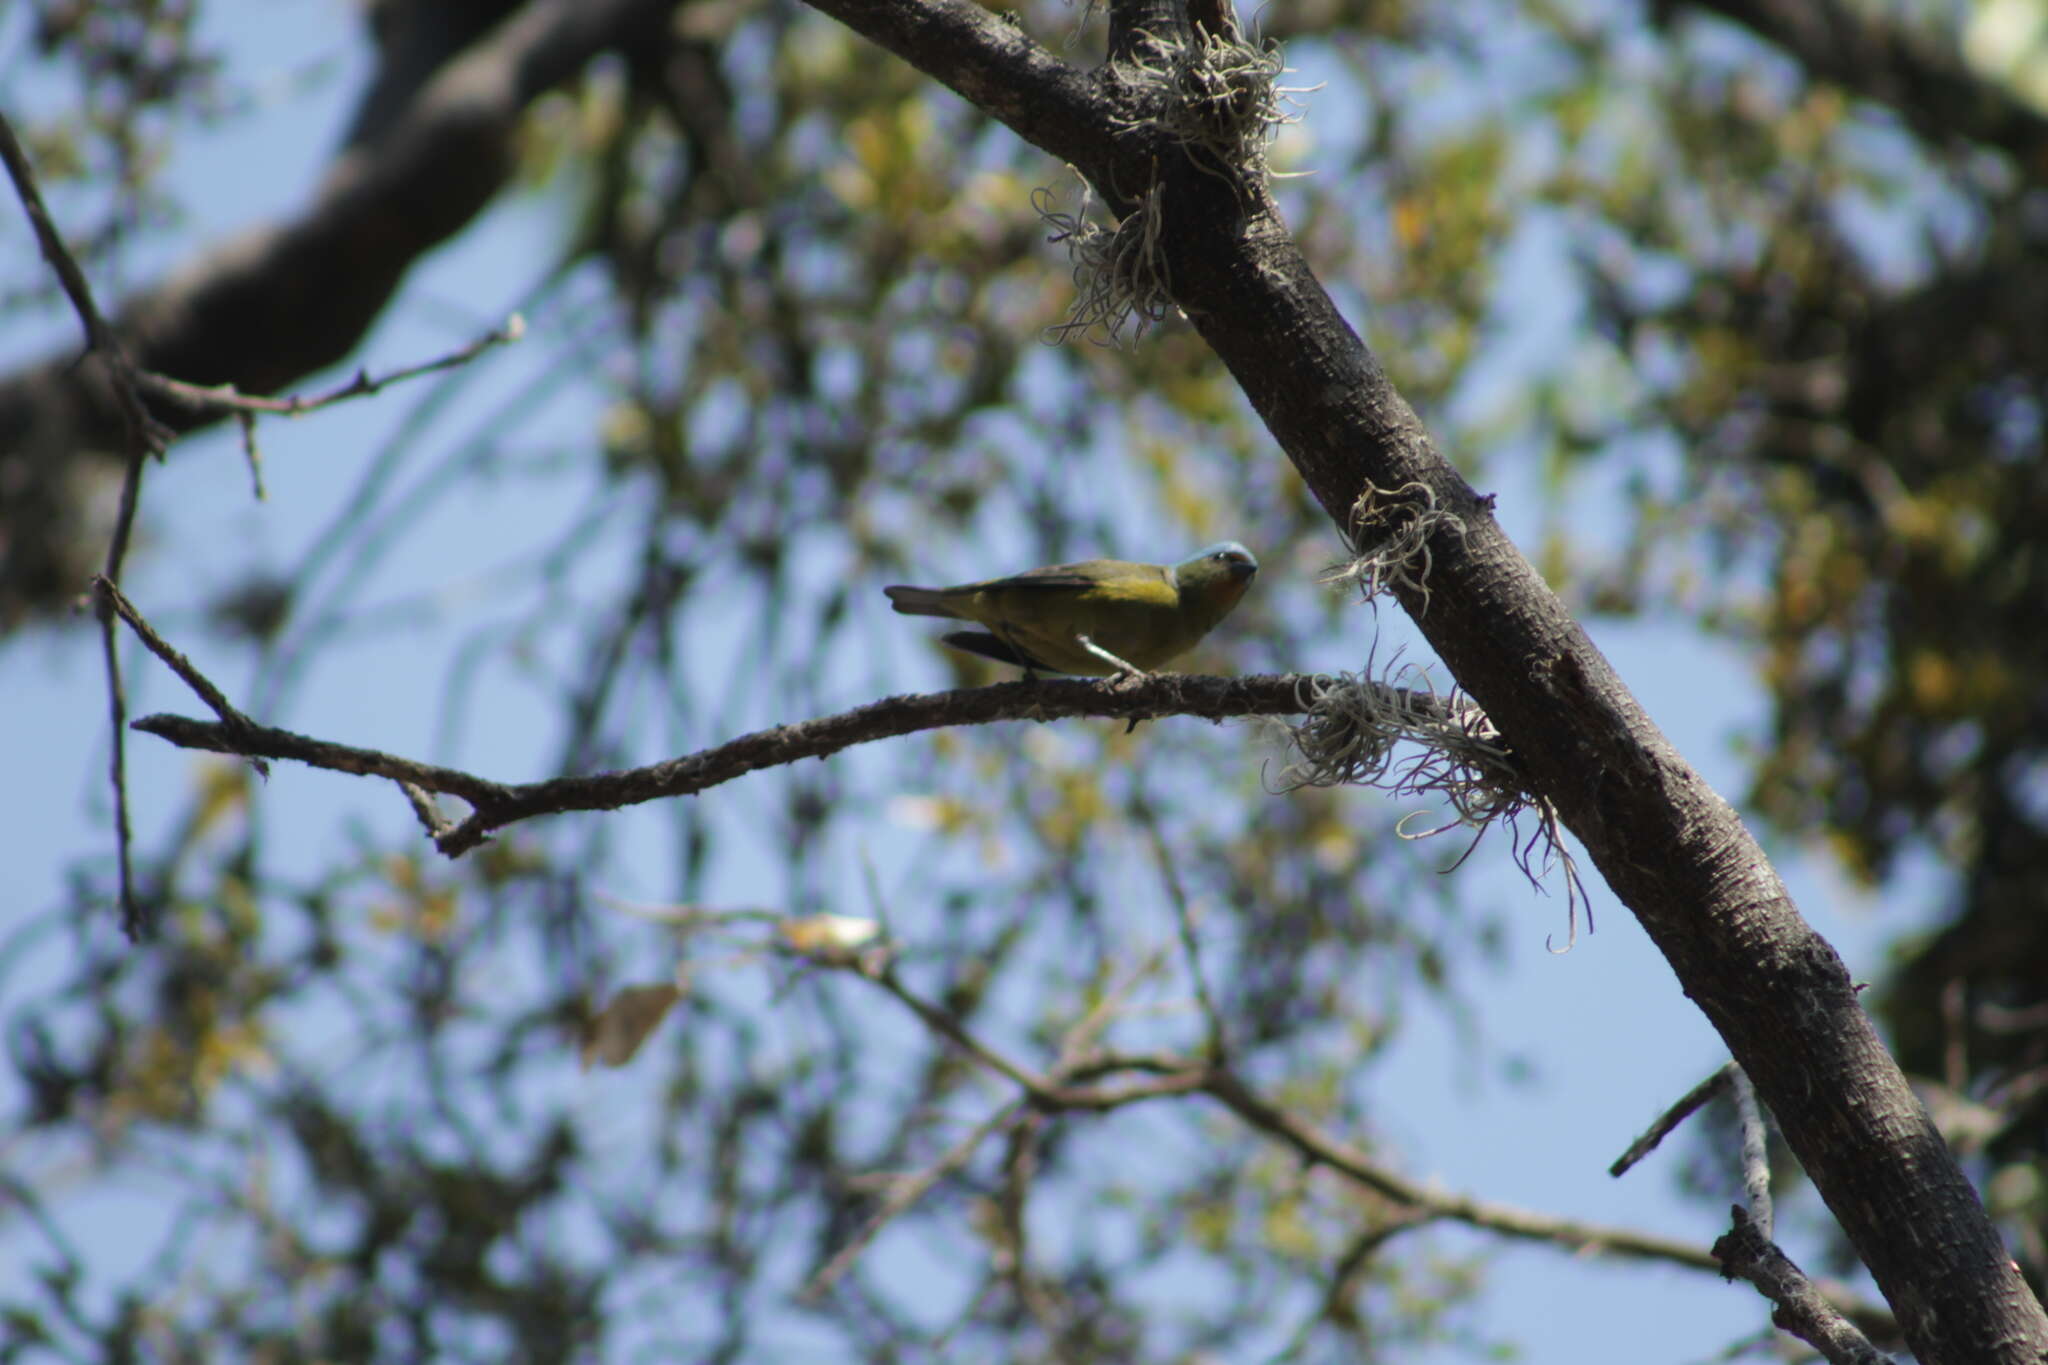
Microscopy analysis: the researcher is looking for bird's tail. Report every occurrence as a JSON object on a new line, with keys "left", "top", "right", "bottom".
{"left": 883, "top": 585, "right": 960, "bottom": 618}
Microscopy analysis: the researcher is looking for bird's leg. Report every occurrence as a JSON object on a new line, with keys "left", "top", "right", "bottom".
{"left": 1076, "top": 635, "right": 1146, "bottom": 679}
{"left": 1077, "top": 635, "right": 1148, "bottom": 733}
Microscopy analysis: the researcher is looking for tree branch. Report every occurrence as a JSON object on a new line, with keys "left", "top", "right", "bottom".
{"left": 3, "top": 109, "right": 174, "bottom": 937}
{"left": 133, "top": 672, "right": 1325, "bottom": 855}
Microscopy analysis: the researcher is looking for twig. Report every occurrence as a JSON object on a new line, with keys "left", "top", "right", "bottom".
{"left": 1053, "top": 948, "right": 1169, "bottom": 1071}
{"left": 1611, "top": 1061, "right": 1739, "bottom": 1177}
{"left": 1714, "top": 1206, "right": 1892, "bottom": 1365}
{"left": 1731, "top": 1068, "right": 1774, "bottom": 1240}
{"left": 97, "top": 599, "right": 142, "bottom": 936}
{"left": 0, "top": 112, "right": 170, "bottom": 462}
{"left": 134, "top": 314, "right": 526, "bottom": 420}
{"left": 1198, "top": 1066, "right": 1722, "bottom": 1269}
{"left": 93, "top": 582, "right": 272, "bottom": 845}
{"left": 1274, "top": 1211, "right": 1430, "bottom": 1361}
{"left": 237, "top": 410, "right": 266, "bottom": 500}
{"left": 400, "top": 782, "right": 454, "bottom": 839}
{"left": 870, "top": 965, "right": 1065, "bottom": 1097}
{"left": 2, "top": 108, "right": 173, "bottom": 938}
{"left": 1132, "top": 789, "right": 1227, "bottom": 1058}
{"left": 994, "top": 1112, "right": 1065, "bottom": 1338}
{"left": 93, "top": 577, "right": 260, "bottom": 738}
{"left": 865, "top": 968, "right": 1209, "bottom": 1112}
{"left": 802, "top": 1099, "right": 1025, "bottom": 1301}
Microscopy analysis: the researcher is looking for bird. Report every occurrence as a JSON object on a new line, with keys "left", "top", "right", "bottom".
{"left": 884, "top": 542, "right": 1258, "bottom": 677}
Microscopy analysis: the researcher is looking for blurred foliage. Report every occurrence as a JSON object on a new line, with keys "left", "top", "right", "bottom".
{"left": 6, "top": 0, "right": 2048, "bottom": 1359}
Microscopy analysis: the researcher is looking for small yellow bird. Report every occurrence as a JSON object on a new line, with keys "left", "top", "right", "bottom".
{"left": 884, "top": 542, "right": 1259, "bottom": 676}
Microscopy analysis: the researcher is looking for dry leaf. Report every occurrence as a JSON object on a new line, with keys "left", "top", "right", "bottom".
{"left": 580, "top": 982, "right": 681, "bottom": 1070}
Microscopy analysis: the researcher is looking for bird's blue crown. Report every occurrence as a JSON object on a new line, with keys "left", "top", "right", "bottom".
{"left": 1181, "top": 541, "right": 1257, "bottom": 568}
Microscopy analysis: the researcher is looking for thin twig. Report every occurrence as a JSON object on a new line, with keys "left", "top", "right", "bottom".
{"left": 94, "top": 577, "right": 259, "bottom": 735}
{"left": 1731, "top": 1068, "right": 1774, "bottom": 1240}
{"left": 1132, "top": 788, "right": 1227, "bottom": 1058}
{"left": 842, "top": 961, "right": 1205, "bottom": 1115}
{"left": 1273, "top": 1211, "right": 1430, "bottom": 1361}
{"left": 1611, "top": 1061, "right": 1739, "bottom": 1177}
{"left": 0, "top": 111, "right": 169, "bottom": 458}
{"left": 994, "top": 1111, "right": 1064, "bottom": 1340}
{"left": 237, "top": 410, "right": 266, "bottom": 500}
{"left": 1199, "top": 1066, "right": 1721, "bottom": 1269}
{"left": 96, "top": 600, "right": 142, "bottom": 936}
{"left": 135, "top": 711, "right": 516, "bottom": 814}
{"left": 2, "top": 108, "right": 173, "bottom": 938}
{"left": 802, "top": 1099, "right": 1025, "bottom": 1300}
{"left": 134, "top": 314, "right": 525, "bottom": 420}
{"left": 400, "top": 782, "right": 453, "bottom": 839}
{"left": 1053, "top": 947, "right": 1170, "bottom": 1069}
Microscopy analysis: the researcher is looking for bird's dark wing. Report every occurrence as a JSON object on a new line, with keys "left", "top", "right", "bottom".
{"left": 942, "top": 631, "right": 1063, "bottom": 673}
{"left": 971, "top": 568, "right": 1102, "bottom": 593}
{"left": 885, "top": 570, "right": 1100, "bottom": 617}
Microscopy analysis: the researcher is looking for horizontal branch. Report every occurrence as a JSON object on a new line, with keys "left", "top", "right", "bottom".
{"left": 133, "top": 672, "right": 1328, "bottom": 855}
